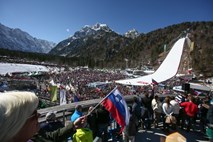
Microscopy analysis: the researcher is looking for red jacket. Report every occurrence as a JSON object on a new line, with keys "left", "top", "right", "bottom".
{"left": 180, "top": 101, "right": 198, "bottom": 117}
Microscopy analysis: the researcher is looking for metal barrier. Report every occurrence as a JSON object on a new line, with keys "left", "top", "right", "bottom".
{"left": 93, "top": 137, "right": 102, "bottom": 142}
{"left": 38, "top": 93, "right": 177, "bottom": 123}
{"left": 38, "top": 95, "right": 135, "bottom": 124}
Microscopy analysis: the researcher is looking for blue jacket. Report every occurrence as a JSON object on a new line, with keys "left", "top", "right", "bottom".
{"left": 71, "top": 110, "right": 83, "bottom": 122}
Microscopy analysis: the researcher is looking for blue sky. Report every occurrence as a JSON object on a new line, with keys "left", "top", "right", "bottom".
{"left": 0, "top": 0, "right": 212, "bottom": 43}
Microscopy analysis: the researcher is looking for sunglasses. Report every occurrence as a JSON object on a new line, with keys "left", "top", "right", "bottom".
{"left": 28, "top": 110, "right": 41, "bottom": 119}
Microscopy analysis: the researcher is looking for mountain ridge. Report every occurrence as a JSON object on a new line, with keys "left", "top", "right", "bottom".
{"left": 0, "top": 21, "right": 212, "bottom": 77}
{"left": 0, "top": 23, "right": 56, "bottom": 53}
{"left": 49, "top": 21, "right": 213, "bottom": 77}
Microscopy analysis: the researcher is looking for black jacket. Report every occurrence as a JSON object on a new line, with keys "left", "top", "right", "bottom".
{"left": 207, "top": 105, "right": 213, "bottom": 124}
{"left": 31, "top": 123, "right": 75, "bottom": 142}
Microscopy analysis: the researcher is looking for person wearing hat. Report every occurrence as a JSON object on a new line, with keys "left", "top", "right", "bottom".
{"left": 70, "top": 104, "right": 83, "bottom": 122}
{"left": 40, "top": 111, "right": 64, "bottom": 132}
{"left": 0, "top": 91, "right": 87, "bottom": 142}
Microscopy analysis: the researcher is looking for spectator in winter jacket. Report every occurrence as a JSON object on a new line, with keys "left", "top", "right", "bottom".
{"left": 206, "top": 99, "right": 213, "bottom": 141}
{"left": 141, "top": 92, "right": 154, "bottom": 129}
{"left": 123, "top": 106, "right": 138, "bottom": 142}
{"left": 180, "top": 95, "right": 198, "bottom": 131}
{"left": 87, "top": 106, "right": 98, "bottom": 138}
{"left": 0, "top": 91, "right": 87, "bottom": 142}
{"left": 162, "top": 96, "right": 174, "bottom": 131}
{"left": 151, "top": 95, "right": 162, "bottom": 128}
{"left": 132, "top": 96, "right": 141, "bottom": 122}
{"left": 199, "top": 97, "right": 210, "bottom": 133}
{"left": 71, "top": 104, "right": 83, "bottom": 122}
{"left": 96, "top": 104, "right": 110, "bottom": 142}
{"left": 170, "top": 96, "right": 180, "bottom": 126}
{"left": 40, "top": 111, "right": 64, "bottom": 132}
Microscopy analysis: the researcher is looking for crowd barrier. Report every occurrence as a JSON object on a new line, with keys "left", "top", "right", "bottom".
{"left": 38, "top": 95, "right": 135, "bottom": 123}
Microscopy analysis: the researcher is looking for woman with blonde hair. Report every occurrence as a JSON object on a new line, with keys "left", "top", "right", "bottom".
{"left": 162, "top": 96, "right": 174, "bottom": 131}
{"left": 0, "top": 91, "right": 39, "bottom": 142}
{"left": 151, "top": 95, "right": 162, "bottom": 128}
{"left": 0, "top": 91, "right": 86, "bottom": 142}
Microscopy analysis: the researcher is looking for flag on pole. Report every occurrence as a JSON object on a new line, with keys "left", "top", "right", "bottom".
{"left": 152, "top": 78, "right": 158, "bottom": 85}
{"left": 102, "top": 88, "right": 130, "bottom": 132}
{"left": 192, "top": 89, "right": 202, "bottom": 96}
{"left": 50, "top": 85, "right": 58, "bottom": 102}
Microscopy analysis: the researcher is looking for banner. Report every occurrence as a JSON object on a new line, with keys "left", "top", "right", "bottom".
{"left": 60, "top": 89, "right": 67, "bottom": 105}
{"left": 50, "top": 85, "right": 58, "bottom": 102}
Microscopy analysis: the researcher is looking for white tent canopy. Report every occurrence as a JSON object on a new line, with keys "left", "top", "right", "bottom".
{"left": 189, "top": 83, "right": 211, "bottom": 91}
{"left": 173, "top": 83, "right": 211, "bottom": 92}
{"left": 115, "top": 37, "right": 190, "bottom": 86}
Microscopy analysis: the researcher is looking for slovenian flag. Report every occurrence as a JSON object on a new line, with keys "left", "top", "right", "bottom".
{"left": 102, "top": 88, "right": 130, "bottom": 132}
{"left": 192, "top": 89, "right": 202, "bottom": 96}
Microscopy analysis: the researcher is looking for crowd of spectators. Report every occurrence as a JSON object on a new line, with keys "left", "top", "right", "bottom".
{"left": 1, "top": 66, "right": 213, "bottom": 141}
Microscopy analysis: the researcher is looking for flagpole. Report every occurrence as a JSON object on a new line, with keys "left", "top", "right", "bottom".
{"left": 86, "top": 86, "right": 117, "bottom": 116}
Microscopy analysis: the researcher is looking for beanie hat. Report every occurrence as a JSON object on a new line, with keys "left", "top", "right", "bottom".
{"left": 45, "top": 111, "right": 57, "bottom": 121}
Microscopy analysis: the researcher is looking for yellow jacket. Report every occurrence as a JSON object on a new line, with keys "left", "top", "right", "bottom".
{"left": 73, "top": 128, "right": 93, "bottom": 142}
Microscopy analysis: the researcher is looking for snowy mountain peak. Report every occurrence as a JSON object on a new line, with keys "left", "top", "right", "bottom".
{"left": 92, "top": 23, "right": 110, "bottom": 31}
{"left": 124, "top": 29, "right": 139, "bottom": 39}
{"left": 73, "top": 23, "right": 112, "bottom": 39}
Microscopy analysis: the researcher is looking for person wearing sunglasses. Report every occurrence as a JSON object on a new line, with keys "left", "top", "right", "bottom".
{"left": 0, "top": 91, "right": 87, "bottom": 142}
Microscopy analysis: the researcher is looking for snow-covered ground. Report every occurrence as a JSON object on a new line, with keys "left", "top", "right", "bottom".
{"left": 0, "top": 63, "right": 49, "bottom": 75}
